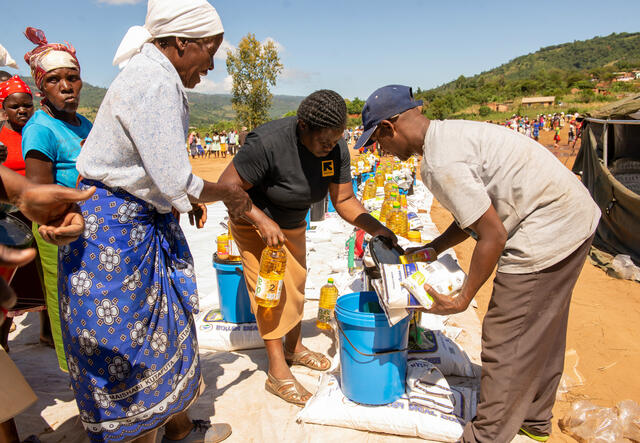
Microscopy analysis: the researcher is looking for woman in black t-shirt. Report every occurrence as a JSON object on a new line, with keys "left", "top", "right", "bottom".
{"left": 219, "top": 90, "right": 395, "bottom": 406}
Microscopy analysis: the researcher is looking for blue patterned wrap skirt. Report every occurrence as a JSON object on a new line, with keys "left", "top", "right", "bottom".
{"left": 58, "top": 180, "right": 202, "bottom": 442}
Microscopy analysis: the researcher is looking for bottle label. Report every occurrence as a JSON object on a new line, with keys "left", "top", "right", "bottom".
{"left": 255, "top": 275, "right": 283, "bottom": 301}
{"left": 317, "top": 306, "right": 332, "bottom": 324}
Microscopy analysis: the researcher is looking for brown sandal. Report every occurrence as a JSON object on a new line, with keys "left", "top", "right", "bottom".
{"left": 284, "top": 349, "right": 331, "bottom": 371}
{"left": 265, "top": 372, "right": 312, "bottom": 406}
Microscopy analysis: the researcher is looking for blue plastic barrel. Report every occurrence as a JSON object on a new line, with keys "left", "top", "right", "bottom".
{"left": 335, "top": 291, "right": 410, "bottom": 405}
{"left": 212, "top": 255, "right": 255, "bottom": 324}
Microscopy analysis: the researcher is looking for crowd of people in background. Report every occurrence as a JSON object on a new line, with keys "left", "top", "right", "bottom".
{"left": 490, "top": 111, "right": 580, "bottom": 148}
{"left": 188, "top": 126, "right": 249, "bottom": 159}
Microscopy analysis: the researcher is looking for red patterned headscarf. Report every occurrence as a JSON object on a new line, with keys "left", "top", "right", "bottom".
{"left": 0, "top": 75, "right": 32, "bottom": 107}
{"left": 23, "top": 27, "right": 80, "bottom": 90}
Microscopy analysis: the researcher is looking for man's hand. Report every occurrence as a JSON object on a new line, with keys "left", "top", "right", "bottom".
{"left": 221, "top": 184, "right": 252, "bottom": 219}
{"left": 17, "top": 185, "right": 95, "bottom": 226}
{"left": 0, "top": 245, "right": 37, "bottom": 325}
{"left": 257, "top": 216, "right": 286, "bottom": 247}
{"left": 421, "top": 284, "right": 471, "bottom": 316}
{"left": 188, "top": 203, "right": 207, "bottom": 229}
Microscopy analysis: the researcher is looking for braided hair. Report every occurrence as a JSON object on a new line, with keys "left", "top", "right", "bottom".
{"left": 297, "top": 89, "right": 347, "bottom": 131}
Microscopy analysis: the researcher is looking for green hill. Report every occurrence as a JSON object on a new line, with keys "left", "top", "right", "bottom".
{"left": 416, "top": 32, "right": 640, "bottom": 119}
{"left": 21, "top": 76, "right": 303, "bottom": 125}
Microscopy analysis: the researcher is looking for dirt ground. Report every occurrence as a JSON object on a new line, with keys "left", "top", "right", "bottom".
{"left": 190, "top": 125, "right": 639, "bottom": 442}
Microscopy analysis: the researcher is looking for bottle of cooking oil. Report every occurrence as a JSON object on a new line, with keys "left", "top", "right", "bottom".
{"left": 384, "top": 177, "right": 395, "bottom": 197}
{"left": 379, "top": 191, "right": 398, "bottom": 225}
{"left": 407, "top": 230, "right": 422, "bottom": 243}
{"left": 387, "top": 201, "right": 408, "bottom": 238}
{"left": 400, "top": 193, "right": 407, "bottom": 210}
{"left": 362, "top": 178, "right": 377, "bottom": 201}
{"left": 351, "top": 157, "right": 360, "bottom": 175}
{"left": 374, "top": 172, "right": 385, "bottom": 188}
{"left": 227, "top": 230, "right": 241, "bottom": 261}
{"left": 255, "top": 246, "right": 287, "bottom": 308}
{"left": 216, "top": 233, "right": 230, "bottom": 260}
{"left": 317, "top": 278, "right": 339, "bottom": 330}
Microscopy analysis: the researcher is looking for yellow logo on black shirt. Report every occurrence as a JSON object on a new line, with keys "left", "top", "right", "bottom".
{"left": 322, "top": 160, "right": 334, "bottom": 177}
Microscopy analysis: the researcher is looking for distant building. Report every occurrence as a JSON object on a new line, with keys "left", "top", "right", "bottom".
{"left": 486, "top": 102, "right": 510, "bottom": 112}
{"left": 612, "top": 71, "right": 636, "bottom": 82}
{"left": 521, "top": 96, "right": 555, "bottom": 108}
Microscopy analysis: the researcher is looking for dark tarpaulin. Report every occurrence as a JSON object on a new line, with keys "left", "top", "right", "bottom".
{"left": 573, "top": 119, "right": 640, "bottom": 265}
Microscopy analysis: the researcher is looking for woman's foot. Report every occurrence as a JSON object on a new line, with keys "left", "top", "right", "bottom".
{"left": 284, "top": 346, "right": 331, "bottom": 371}
{"left": 265, "top": 372, "right": 311, "bottom": 406}
{"left": 163, "top": 418, "right": 231, "bottom": 443}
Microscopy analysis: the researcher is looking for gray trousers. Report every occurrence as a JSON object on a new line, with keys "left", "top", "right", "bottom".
{"left": 462, "top": 235, "right": 594, "bottom": 443}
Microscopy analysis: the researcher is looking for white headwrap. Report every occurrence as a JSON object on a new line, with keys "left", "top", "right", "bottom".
{"left": 113, "top": 0, "right": 224, "bottom": 68}
{"left": 0, "top": 44, "right": 19, "bottom": 69}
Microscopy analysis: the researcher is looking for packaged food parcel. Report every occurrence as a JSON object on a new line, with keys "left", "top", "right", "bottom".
{"left": 297, "top": 365, "right": 476, "bottom": 442}
{"left": 378, "top": 253, "right": 466, "bottom": 311}
{"left": 194, "top": 309, "right": 263, "bottom": 351}
{"left": 408, "top": 328, "right": 476, "bottom": 377}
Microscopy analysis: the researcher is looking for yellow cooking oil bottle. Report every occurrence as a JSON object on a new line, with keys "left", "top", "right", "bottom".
{"left": 384, "top": 177, "right": 395, "bottom": 197}
{"left": 387, "top": 201, "right": 408, "bottom": 238}
{"left": 216, "top": 233, "right": 230, "bottom": 260}
{"left": 380, "top": 191, "right": 399, "bottom": 225}
{"left": 362, "top": 178, "right": 377, "bottom": 201}
{"left": 255, "top": 246, "right": 287, "bottom": 308}
{"left": 375, "top": 171, "right": 386, "bottom": 188}
{"left": 317, "top": 278, "right": 339, "bottom": 330}
{"left": 227, "top": 230, "right": 242, "bottom": 261}
{"left": 407, "top": 230, "right": 422, "bottom": 243}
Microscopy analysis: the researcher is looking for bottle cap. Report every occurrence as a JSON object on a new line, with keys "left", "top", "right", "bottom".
{"left": 328, "top": 278, "right": 334, "bottom": 284}
{"left": 390, "top": 192, "right": 398, "bottom": 197}
{"left": 392, "top": 184, "right": 398, "bottom": 189}
{"left": 393, "top": 202, "right": 400, "bottom": 208}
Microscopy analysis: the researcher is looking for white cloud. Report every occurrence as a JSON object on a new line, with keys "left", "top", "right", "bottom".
{"left": 262, "top": 37, "right": 285, "bottom": 53}
{"left": 97, "top": 0, "right": 143, "bottom": 4}
{"left": 215, "top": 39, "right": 236, "bottom": 61}
{"left": 193, "top": 75, "right": 233, "bottom": 94}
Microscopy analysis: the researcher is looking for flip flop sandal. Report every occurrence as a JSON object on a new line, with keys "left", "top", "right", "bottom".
{"left": 161, "top": 420, "right": 231, "bottom": 443}
{"left": 265, "top": 372, "right": 312, "bottom": 406}
{"left": 518, "top": 427, "right": 550, "bottom": 442}
{"left": 284, "top": 349, "right": 331, "bottom": 371}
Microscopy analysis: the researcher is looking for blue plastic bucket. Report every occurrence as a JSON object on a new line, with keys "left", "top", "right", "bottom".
{"left": 335, "top": 291, "right": 409, "bottom": 405}
{"left": 305, "top": 210, "right": 311, "bottom": 230}
{"left": 212, "top": 255, "right": 255, "bottom": 324}
{"left": 327, "top": 196, "right": 336, "bottom": 213}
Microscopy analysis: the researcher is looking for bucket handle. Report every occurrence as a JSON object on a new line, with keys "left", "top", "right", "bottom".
{"left": 235, "top": 267, "right": 243, "bottom": 276}
{"left": 336, "top": 320, "right": 408, "bottom": 357}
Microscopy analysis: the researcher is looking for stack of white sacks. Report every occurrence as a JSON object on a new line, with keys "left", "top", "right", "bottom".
{"left": 181, "top": 173, "right": 479, "bottom": 442}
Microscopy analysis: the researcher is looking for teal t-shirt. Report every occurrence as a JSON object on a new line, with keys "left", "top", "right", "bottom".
{"left": 22, "top": 110, "right": 92, "bottom": 188}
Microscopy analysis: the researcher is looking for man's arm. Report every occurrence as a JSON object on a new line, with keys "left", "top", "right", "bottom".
{"left": 424, "top": 204, "right": 507, "bottom": 315}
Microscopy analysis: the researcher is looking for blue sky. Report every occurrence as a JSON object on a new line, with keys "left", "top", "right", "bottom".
{"left": 2, "top": 0, "right": 639, "bottom": 99}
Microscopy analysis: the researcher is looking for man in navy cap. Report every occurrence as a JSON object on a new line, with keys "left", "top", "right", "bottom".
{"left": 355, "top": 85, "right": 601, "bottom": 442}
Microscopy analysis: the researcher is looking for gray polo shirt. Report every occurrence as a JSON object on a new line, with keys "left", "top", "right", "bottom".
{"left": 421, "top": 120, "right": 600, "bottom": 274}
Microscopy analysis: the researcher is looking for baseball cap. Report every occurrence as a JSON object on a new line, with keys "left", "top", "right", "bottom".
{"left": 353, "top": 85, "right": 423, "bottom": 151}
